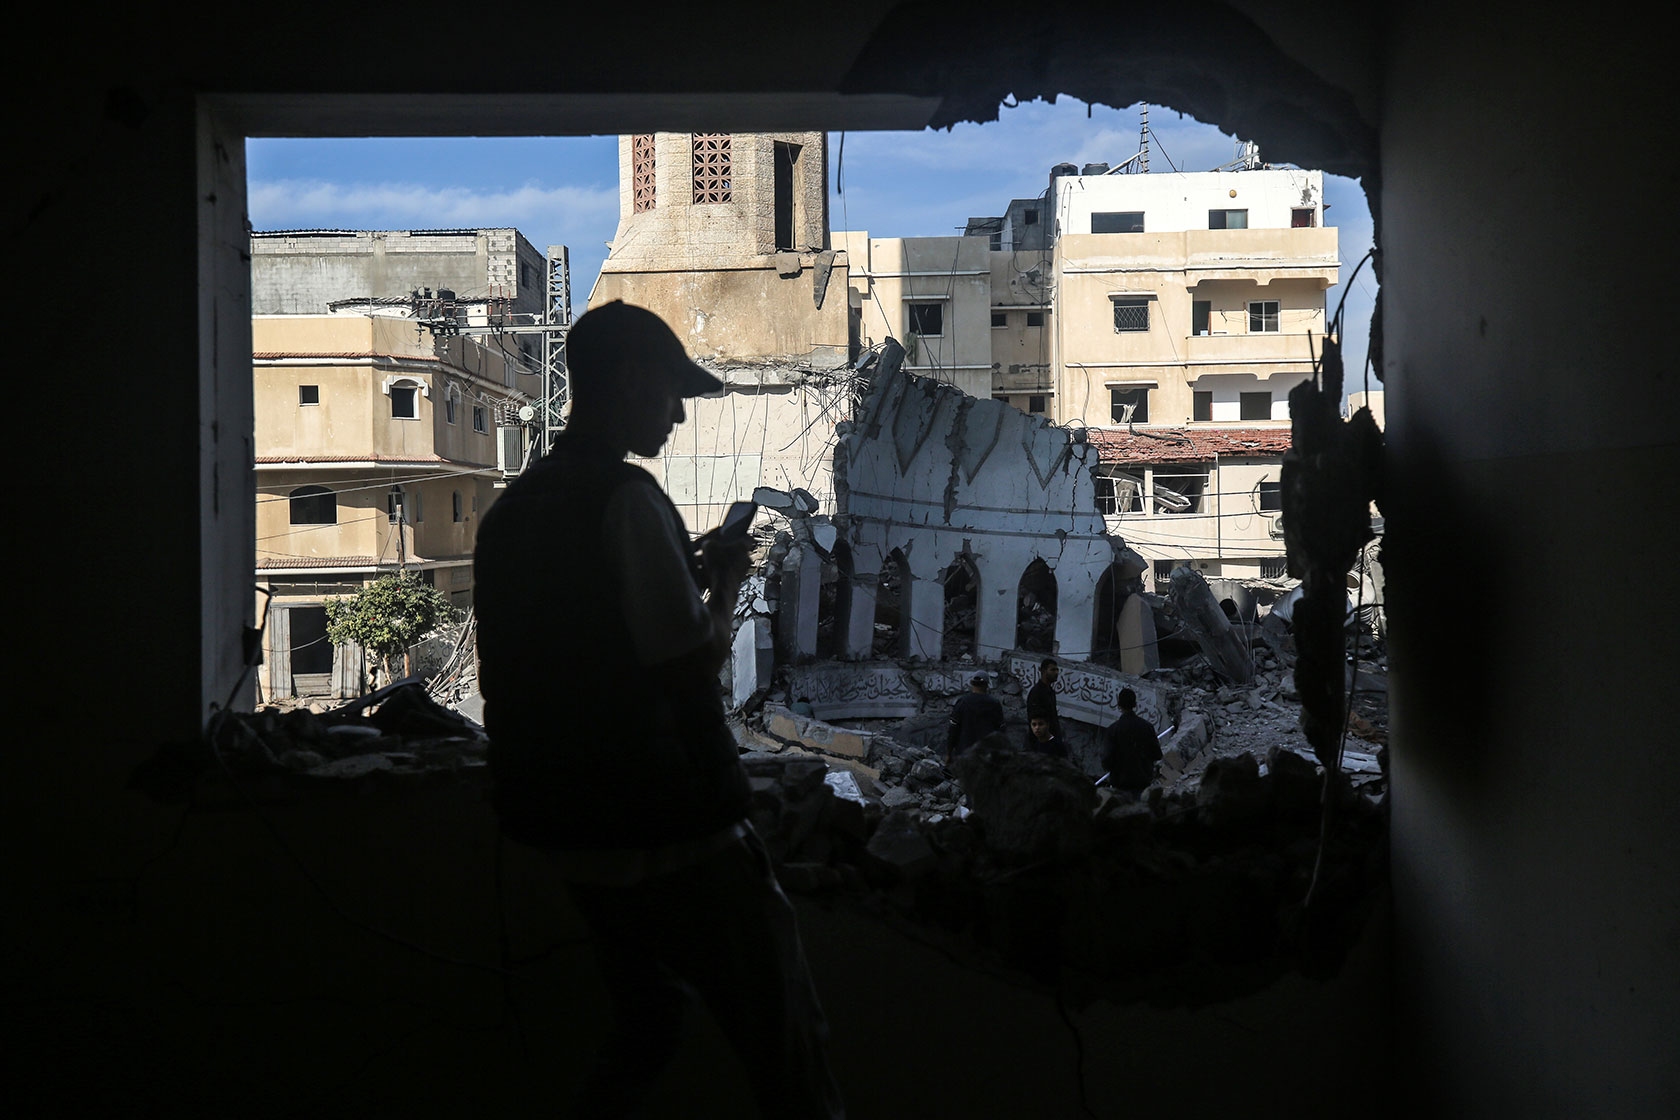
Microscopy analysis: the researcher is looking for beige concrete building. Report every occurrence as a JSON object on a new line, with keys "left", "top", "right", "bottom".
{"left": 590, "top": 132, "right": 854, "bottom": 532}
{"left": 834, "top": 232, "right": 992, "bottom": 401}
{"left": 1030, "top": 166, "right": 1337, "bottom": 588}
{"left": 252, "top": 314, "right": 535, "bottom": 699}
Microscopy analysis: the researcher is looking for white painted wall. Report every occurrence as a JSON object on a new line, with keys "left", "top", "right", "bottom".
{"left": 1055, "top": 168, "right": 1323, "bottom": 237}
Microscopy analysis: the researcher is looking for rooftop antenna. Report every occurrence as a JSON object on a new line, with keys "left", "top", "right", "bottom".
{"left": 1140, "top": 106, "right": 1150, "bottom": 174}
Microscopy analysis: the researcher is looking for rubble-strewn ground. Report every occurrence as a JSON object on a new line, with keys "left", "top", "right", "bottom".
{"left": 164, "top": 615, "right": 1389, "bottom": 1008}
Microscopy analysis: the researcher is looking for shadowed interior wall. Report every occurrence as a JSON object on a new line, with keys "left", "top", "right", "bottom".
{"left": 10, "top": 3, "right": 1673, "bottom": 1116}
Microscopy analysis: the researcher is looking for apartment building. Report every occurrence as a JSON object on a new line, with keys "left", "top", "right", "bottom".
{"left": 957, "top": 164, "right": 1339, "bottom": 587}
{"left": 252, "top": 313, "right": 536, "bottom": 699}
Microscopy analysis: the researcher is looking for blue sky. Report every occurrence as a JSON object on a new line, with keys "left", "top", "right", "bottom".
{"left": 247, "top": 97, "right": 1378, "bottom": 390}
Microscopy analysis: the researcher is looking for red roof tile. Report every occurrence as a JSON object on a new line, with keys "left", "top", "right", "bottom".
{"left": 1086, "top": 426, "right": 1291, "bottom": 466}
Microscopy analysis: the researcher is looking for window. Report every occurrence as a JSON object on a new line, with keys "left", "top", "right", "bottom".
{"left": 632, "top": 133, "right": 656, "bottom": 212}
{"left": 1111, "top": 386, "right": 1150, "bottom": 424}
{"left": 1028, "top": 394, "right": 1046, "bottom": 414}
{"left": 773, "top": 140, "right": 801, "bottom": 250}
{"left": 908, "top": 302, "right": 944, "bottom": 336}
{"left": 472, "top": 405, "right": 487, "bottom": 433}
{"left": 1261, "top": 557, "right": 1288, "bottom": 579}
{"left": 452, "top": 490, "right": 463, "bottom": 523}
{"left": 1208, "top": 209, "right": 1248, "bottom": 229}
{"left": 991, "top": 311, "right": 1007, "bottom": 328}
{"left": 412, "top": 488, "right": 423, "bottom": 523}
{"left": 989, "top": 232, "right": 1002, "bottom": 250}
{"left": 1258, "top": 480, "right": 1283, "bottom": 512}
{"left": 444, "top": 387, "right": 457, "bottom": 424}
{"left": 1192, "top": 300, "right": 1211, "bottom": 336}
{"left": 386, "top": 487, "right": 406, "bottom": 523}
{"left": 1291, "top": 208, "right": 1315, "bottom": 228}
{"left": 1249, "top": 300, "right": 1281, "bottom": 333}
{"left": 288, "top": 485, "right": 336, "bottom": 526}
{"left": 1091, "top": 211, "right": 1144, "bottom": 233}
{"left": 390, "top": 383, "right": 418, "bottom": 419}
{"left": 1153, "top": 467, "right": 1210, "bottom": 514}
{"left": 298, "top": 385, "right": 319, "bottom": 406}
{"left": 1241, "top": 391, "right": 1273, "bottom": 420}
{"left": 1112, "top": 298, "right": 1149, "bottom": 332}
{"left": 1094, "top": 472, "right": 1143, "bottom": 514}
{"left": 1153, "top": 559, "right": 1178, "bottom": 586}
{"left": 691, "top": 133, "right": 732, "bottom": 204}
{"left": 1193, "top": 390, "right": 1213, "bottom": 422}
{"left": 1026, "top": 311, "right": 1044, "bottom": 327}
{"left": 1022, "top": 208, "right": 1039, "bottom": 225}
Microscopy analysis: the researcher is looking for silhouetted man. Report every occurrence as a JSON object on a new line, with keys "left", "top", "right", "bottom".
{"left": 947, "top": 671, "right": 1005, "bottom": 765}
{"left": 473, "top": 300, "right": 844, "bottom": 1118}
{"left": 1102, "top": 686, "right": 1162, "bottom": 798}
{"left": 1026, "top": 657, "right": 1061, "bottom": 737}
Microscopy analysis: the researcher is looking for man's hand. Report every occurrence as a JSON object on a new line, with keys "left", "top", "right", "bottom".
{"left": 701, "top": 536, "right": 752, "bottom": 607}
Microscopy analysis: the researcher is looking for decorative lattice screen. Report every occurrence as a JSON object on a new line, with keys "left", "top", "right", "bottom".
{"left": 632, "top": 134, "right": 656, "bottom": 213}
{"left": 692, "top": 133, "right": 732, "bottom": 203}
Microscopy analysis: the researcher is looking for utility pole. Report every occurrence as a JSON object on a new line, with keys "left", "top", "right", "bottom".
{"left": 407, "top": 245, "right": 573, "bottom": 469}
{"left": 539, "top": 244, "right": 573, "bottom": 456}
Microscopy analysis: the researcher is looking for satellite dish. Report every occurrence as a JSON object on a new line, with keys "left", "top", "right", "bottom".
{"left": 518, "top": 405, "right": 536, "bottom": 422}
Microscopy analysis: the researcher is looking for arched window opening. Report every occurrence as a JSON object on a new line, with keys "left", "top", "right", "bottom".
{"left": 872, "top": 549, "right": 908, "bottom": 658}
{"left": 816, "top": 541, "right": 853, "bottom": 659}
{"left": 942, "top": 555, "right": 980, "bottom": 660}
{"left": 288, "top": 485, "right": 336, "bottom": 526}
{"left": 1016, "top": 557, "right": 1058, "bottom": 653}
{"left": 1092, "top": 562, "right": 1125, "bottom": 664}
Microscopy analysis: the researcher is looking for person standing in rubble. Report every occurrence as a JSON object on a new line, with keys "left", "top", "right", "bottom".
{"left": 1026, "top": 658, "right": 1062, "bottom": 738}
{"left": 946, "top": 671, "right": 1005, "bottom": 765}
{"left": 1025, "top": 713, "right": 1069, "bottom": 761}
{"left": 473, "top": 301, "right": 844, "bottom": 1119}
{"left": 1102, "top": 687, "right": 1162, "bottom": 799}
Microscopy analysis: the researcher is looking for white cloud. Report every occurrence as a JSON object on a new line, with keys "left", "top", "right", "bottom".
{"left": 247, "top": 178, "right": 618, "bottom": 242}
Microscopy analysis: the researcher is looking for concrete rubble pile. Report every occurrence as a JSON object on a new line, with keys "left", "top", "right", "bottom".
{"left": 130, "top": 679, "right": 489, "bottom": 801}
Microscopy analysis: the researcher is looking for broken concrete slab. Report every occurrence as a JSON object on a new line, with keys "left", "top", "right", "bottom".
{"left": 865, "top": 809, "right": 937, "bottom": 878}
{"left": 1195, "top": 751, "right": 1267, "bottom": 829}
{"left": 1168, "top": 567, "right": 1255, "bottom": 684}
{"left": 785, "top": 662, "right": 924, "bottom": 719}
{"left": 764, "top": 703, "right": 874, "bottom": 759}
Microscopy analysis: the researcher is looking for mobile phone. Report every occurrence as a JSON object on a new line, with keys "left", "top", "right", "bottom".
{"left": 716, "top": 499, "right": 757, "bottom": 543}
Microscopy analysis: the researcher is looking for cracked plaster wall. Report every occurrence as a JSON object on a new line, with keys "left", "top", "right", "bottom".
{"left": 827, "top": 361, "right": 1141, "bottom": 661}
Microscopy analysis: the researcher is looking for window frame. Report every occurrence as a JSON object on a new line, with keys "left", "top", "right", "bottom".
{"left": 1258, "top": 480, "right": 1283, "bottom": 512}
{"left": 1208, "top": 208, "right": 1249, "bottom": 230}
{"left": 1240, "top": 391, "right": 1273, "bottom": 420}
{"left": 1091, "top": 211, "right": 1145, "bottom": 234}
{"left": 907, "top": 302, "right": 945, "bottom": 338}
{"left": 1248, "top": 299, "right": 1281, "bottom": 333}
{"left": 1110, "top": 385, "right": 1151, "bottom": 424}
{"left": 1111, "top": 297, "right": 1150, "bottom": 333}
{"left": 288, "top": 485, "right": 337, "bottom": 526}
{"left": 472, "top": 404, "right": 487, "bottom": 433}
{"left": 991, "top": 310, "right": 1007, "bottom": 328}
{"left": 1026, "top": 310, "right": 1044, "bottom": 328}
{"left": 298, "top": 384, "right": 319, "bottom": 406}
{"left": 1291, "top": 207, "right": 1316, "bottom": 228}
{"left": 1193, "top": 390, "right": 1213, "bottom": 422}
{"left": 1152, "top": 466, "right": 1212, "bottom": 515}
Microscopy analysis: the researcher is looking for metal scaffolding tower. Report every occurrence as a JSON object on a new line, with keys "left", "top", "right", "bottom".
{"left": 539, "top": 245, "right": 573, "bottom": 456}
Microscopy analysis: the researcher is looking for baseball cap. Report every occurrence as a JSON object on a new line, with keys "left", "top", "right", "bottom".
{"left": 566, "top": 300, "right": 723, "bottom": 398}
{"left": 969, "top": 671, "right": 990, "bottom": 685}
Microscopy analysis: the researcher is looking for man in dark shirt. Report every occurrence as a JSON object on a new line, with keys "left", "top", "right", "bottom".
{"left": 1025, "top": 713, "right": 1069, "bottom": 761}
{"left": 946, "top": 671, "right": 1005, "bottom": 765}
{"left": 1026, "top": 658, "right": 1061, "bottom": 737}
{"left": 474, "top": 301, "right": 843, "bottom": 1118}
{"left": 1102, "top": 687, "right": 1162, "bottom": 796}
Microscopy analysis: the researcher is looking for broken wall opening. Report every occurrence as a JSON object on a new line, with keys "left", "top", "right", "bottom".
{"left": 1015, "top": 557, "right": 1057, "bottom": 653}
{"left": 815, "top": 539, "right": 852, "bottom": 659}
{"left": 1090, "top": 562, "right": 1125, "bottom": 661}
{"left": 941, "top": 554, "right": 979, "bottom": 659}
{"left": 872, "top": 547, "right": 909, "bottom": 658}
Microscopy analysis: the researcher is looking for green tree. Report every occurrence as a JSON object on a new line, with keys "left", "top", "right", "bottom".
{"left": 324, "top": 574, "right": 458, "bottom": 684}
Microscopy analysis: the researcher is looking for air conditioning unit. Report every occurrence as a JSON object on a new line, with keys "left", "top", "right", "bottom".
{"left": 497, "top": 426, "right": 525, "bottom": 475}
